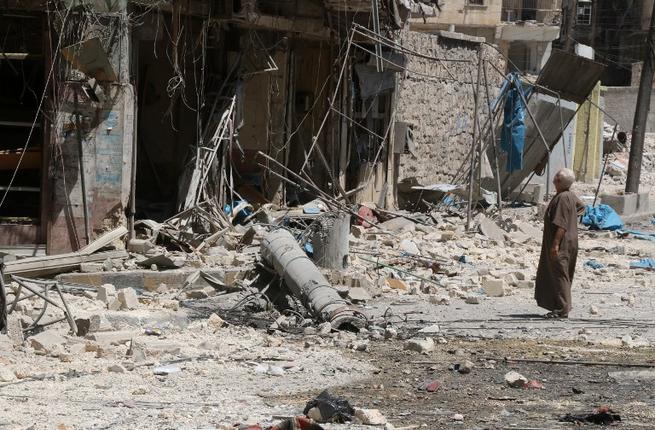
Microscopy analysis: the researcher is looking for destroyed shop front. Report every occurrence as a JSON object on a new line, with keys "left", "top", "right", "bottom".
{"left": 0, "top": 0, "right": 441, "bottom": 254}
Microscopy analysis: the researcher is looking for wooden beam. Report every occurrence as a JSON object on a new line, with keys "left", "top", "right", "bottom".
{"left": 78, "top": 226, "right": 128, "bottom": 255}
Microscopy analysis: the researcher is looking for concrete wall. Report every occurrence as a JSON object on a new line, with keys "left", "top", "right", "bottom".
{"left": 48, "top": 14, "right": 133, "bottom": 254}
{"left": 394, "top": 31, "right": 505, "bottom": 187}
{"left": 602, "top": 86, "right": 655, "bottom": 134}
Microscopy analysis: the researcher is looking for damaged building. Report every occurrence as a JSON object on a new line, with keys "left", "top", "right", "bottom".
{"left": 0, "top": 0, "right": 506, "bottom": 255}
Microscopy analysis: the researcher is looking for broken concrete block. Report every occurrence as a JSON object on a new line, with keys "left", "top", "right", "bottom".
{"left": 88, "top": 330, "right": 137, "bottom": 346}
{"left": 478, "top": 217, "right": 505, "bottom": 242}
{"left": 482, "top": 277, "right": 506, "bottom": 297}
{"left": 399, "top": 239, "right": 420, "bottom": 255}
{"left": 29, "top": 331, "right": 66, "bottom": 354}
{"left": 418, "top": 324, "right": 440, "bottom": 334}
{"left": 505, "top": 371, "right": 527, "bottom": 388}
{"left": 108, "top": 298, "right": 121, "bottom": 311}
{"left": 5, "top": 315, "right": 24, "bottom": 345}
{"left": 355, "top": 408, "right": 387, "bottom": 425}
{"left": 80, "top": 263, "right": 104, "bottom": 273}
{"left": 404, "top": 337, "right": 435, "bottom": 353}
{"left": 348, "top": 287, "right": 371, "bottom": 302}
{"left": 457, "top": 360, "right": 474, "bottom": 374}
{"left": 127, "top": 239, "right": 155, "bottom": 254}
{"left": 440, "top": 231, "right": 456, "bottom": 241}
{"left": 108, "top": 364, "right": 127, "bottom": 373}
{"left": 127, "top": 340, "right": 148, "bottom": 363}
{"left": 385, "top": 278, "right": 408, "bottom": 290}
{"left": 465, "top": 295, "right": 482, "bottom": 304}
{"left": 504, "top": 273, "right": 518, "bottom": 286}
{"left": 117, "top": 288, "right": 139, "bottom": 310}
{"left": 207, "top": 313, "right": 224, "bottom": 330}
{"left": 186, "top": 286, "right": 215, "bottom": 299}
{"left": 379, "top": 217, "right": 415, "bottom": 232}
{"left": 0, "top": 365, "right": 16, "bottom": 382}
{"left": 515, "top": 280, "right": 535, "bottom": 289}
{"left": 96, "top": 283, "right": 116, "bottom": 304}
{"left": 351, "top": 225, "right": 366, "bottom": 238}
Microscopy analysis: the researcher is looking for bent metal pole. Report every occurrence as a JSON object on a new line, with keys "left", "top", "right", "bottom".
{"left": 261, "top": 228, "right": 366, "bottom": 331}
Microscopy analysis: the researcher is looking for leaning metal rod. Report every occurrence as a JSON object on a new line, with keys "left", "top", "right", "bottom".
{"left": 300, "top": 29, "right": 354, "bottom": 172}
{"left": 466, "top": 46, "right": 484, "bottom": 231}
{"left": 593, "top": 124, "right": 618, "bottom": 206}
{"left": 0, "top": 263, "right": 6, "bottom": 334}
{"left": 482, "top": 61, "right": 503, "bottom": 218}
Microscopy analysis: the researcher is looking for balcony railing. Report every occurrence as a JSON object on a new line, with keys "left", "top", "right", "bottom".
{"left": 502, "top": 0, "right": 561, "bottom": 23}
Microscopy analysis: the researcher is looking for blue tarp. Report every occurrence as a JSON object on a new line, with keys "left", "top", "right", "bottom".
{"left": 581, "top": 204, "right": 624, "bottom": 231}
{"left": 630, "top": 258, "right": 655, "bottom": 270}
{"left": 620, "top": 229, "right": 655, "bottom": 241}
{"left": 499, "top": 74, "right": 532, "bottom": 173}
{"left": 584, "top": 260, "right": 604, "bottom": 270}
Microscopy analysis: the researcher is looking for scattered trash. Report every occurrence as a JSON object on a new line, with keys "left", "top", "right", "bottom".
{"left": 419, "top": 380, "right": 441, "bottom": 392}
{"left": 584, "top": 260, "right": 604, "bottom": 270}
{"left": 523, "top": 379, "right": 544, "bottom": 389}
{"left": 560, "top": 406, "right": 621, "bottom": 425}
{"left": 153, "top": 365, "right": 181, "bottom": 376}
{"left": 303, "top": 390, "right": 355, "bottom": 423}
{"left": 581, "top": 204, "right": 624, "bottom": 231}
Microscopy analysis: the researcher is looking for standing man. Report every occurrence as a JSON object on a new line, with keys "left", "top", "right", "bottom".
{"left": 535, "top": 168, "right": 584, "bottom": 318}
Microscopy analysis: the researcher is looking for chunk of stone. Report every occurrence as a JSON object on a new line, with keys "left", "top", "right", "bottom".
{"left": 399, "top": 239, "right": 420, "bottom": 255}
{"left": 207, "top": 313, "right": 224, "bottom": 330}
{"left": 29, "top": 331, "right": 66, "bottom": 354}
{"left": 80, "top": 263, "right": 104, "bottom": 273}
{"left": 515, "top": 280, "right": 535, "bottom": 289}
{"left": 404, "top": 337, "right": 435, "bottom": 353}
{"left": 96, "top": 284, "right": 116, "bottom": 304}
{"left": 348, "top": 287, "right": 371, "bottom": 302}
{"left": 505, "top": 371, "right": 528, "bottom": 388}
{"left": 355, "top": 408, "right": 387, "bottom": 425}
{"left": 351, "top": 225, "right": 365, "bottom": 238}
{"left": 0, "top": 365, "right": 17, "bottom": 382}
{"left": 108, "top": 364, "right": 127, "bottom": 373}
{"left": 478, "top": 217, "right": 505, "bottom": 242}
{"left": 589, "top": 305, "right": 599, "bottom": 315}
{"left": 385, "top": 278, "right": 408, "bottom": 290}
{"left": 117, "top": 288, "right": 139, "bottom": 310}
{"left": 482, "top": 277, "right": 506, "bottom": 297}
{"left": 457, "top": 360, "right": 474, "bottom": 374}
{"left": 452, "top": 413, "right": 464, "bottom": 422}
{"left": 5, "top": 315, "right": 24, "bottom": 345}
{"left": 465, "top": 295, "right": 482, "bottom": 304}
{"left": 418, "top": 324, "right": 440, "bottom": 334}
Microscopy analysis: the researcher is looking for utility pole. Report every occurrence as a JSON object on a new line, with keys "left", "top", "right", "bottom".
{"left": 558, "top": 0, "right": 577, "bottom": 52}
{"left": 625, "top": 3, "right": 655, "bottom": 194}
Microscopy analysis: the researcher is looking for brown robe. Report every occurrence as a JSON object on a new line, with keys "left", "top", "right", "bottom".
{"left": 535, "top": 190, "right": 584, "bottom": 315}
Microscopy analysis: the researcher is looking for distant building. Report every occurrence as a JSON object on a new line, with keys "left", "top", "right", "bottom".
{"left": 569, "top": 0, "right": 653, "bottom": 85}
{"left": 410, "top": 0, "right": 562, "bottom": 75}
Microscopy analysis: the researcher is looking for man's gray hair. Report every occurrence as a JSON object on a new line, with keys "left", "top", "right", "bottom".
{"left": 556, "top": 168, "right": 576, "bottom": 189}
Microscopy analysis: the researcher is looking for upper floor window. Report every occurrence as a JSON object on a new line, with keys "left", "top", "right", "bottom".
{"left": 577, "top": 1, "right": 592, "bottom": 25}
{"left": 468, "top": 0, "right": 485, "bottom": 5}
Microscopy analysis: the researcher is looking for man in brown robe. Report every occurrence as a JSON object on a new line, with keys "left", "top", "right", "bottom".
{"left": 535, "top": 168, "right": 584, "bottom": 318}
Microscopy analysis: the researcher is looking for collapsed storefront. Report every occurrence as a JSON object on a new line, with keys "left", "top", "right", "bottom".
{"left": 0, "top": 0, "right": 503, "bottom": 255}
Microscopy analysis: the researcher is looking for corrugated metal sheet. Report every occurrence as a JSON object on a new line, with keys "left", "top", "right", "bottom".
{"left": 536, "top": 49, "right": 606, "bottom": 104}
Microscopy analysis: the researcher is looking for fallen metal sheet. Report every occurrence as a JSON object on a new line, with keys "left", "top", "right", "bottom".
{"left": 483, "top": 93, "right": 578, "bottom": 197}
{"left": 61, "top": 37, "right": 117, "bottom": 82}
{"left": 536, "top": 49, "right": 605, "bottom": 104}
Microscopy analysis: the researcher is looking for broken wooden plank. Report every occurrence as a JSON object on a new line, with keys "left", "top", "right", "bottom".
{"left": 3, "top": 250, "right": 128, "bottom": 278}
{"left": 77, "top": 226, "right": 128, "bottom": 255}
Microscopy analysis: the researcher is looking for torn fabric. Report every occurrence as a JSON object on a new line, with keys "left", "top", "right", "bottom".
{"left": 499, "top": 73, "right": 532, "bottom": 173}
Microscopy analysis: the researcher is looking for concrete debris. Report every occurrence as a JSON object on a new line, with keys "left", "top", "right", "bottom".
{"left": 482, "top": 277, "right": 506, "bottom": 297}
{"left": 117, "top": 288, "right": 139, "bottom": 310}
{"left": 354, "top": 408, "right": 387, "bottom": 425}
{"left": 29, "top": 331, "right": 66, "bottom": 354}
{"left": 478, "top": 217, "right": 506, "bottom": 242}
{"left": 404, "top": 337, "right": 435, "bottom": 353}
{"left": 96, "top": 283, "right": 116, "bottom": 304}
{"left": 505, "top": 371, "right": 528, "bottom": 388}
{"left": 399, "top": 239, "right": 420, "bottom": 255}
{"left": 0, "top": 364, "right": 17, "bottom": 382}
